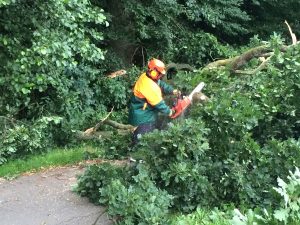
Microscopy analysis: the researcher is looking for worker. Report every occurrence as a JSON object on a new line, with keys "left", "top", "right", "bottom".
{"left": 128, "top": 58, "right": 181, "bottom": 145}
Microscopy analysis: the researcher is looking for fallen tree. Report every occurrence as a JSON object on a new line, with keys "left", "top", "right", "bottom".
{"left": 204, "top": 21, "right": 298, "bottom": 74}
{"left": 79, "top": 21, "right": 298, "bottom": 140}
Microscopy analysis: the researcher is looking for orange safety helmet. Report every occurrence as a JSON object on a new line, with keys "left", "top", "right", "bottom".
{"left": 147, "top": 58, "right": 166, "bottom": 80}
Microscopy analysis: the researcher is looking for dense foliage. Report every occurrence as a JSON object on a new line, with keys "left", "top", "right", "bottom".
{"left": 0, "top": 0, "right": 137, "bottom": 163}
{"left": 97, "top": 0, "right": 300, "bottom": 67}
{"left": 171, "top": 167, "right": 300, "bottom": 225}
{"left": 0, "top": 0, "right": 107, "bottom": 118}
{"left": 244, "top": 0, "right": 300, "bottom": 39}
{"left": 75, "top": 38, "right": 300, "bottom": 224}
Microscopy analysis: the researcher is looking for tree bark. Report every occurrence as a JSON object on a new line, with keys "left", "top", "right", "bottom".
{"left": 204, "top": 57, "right": 238, "bottom": 69}
{"left": 104, "top": 119, "right": 135, "bottom": 130}
{"left": 202, "top": 43, "right": 296, "bottom": 74}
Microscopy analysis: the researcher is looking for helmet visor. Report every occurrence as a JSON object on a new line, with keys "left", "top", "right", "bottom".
{"left": 160, "top": 68, "right": 166, "bottom": 75}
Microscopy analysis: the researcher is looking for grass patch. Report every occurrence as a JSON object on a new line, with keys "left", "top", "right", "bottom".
{"left": 0, "top": 146, "right": 88, "bottom": 179}
{"left": 170, "top": 207, "right": 231, "bottom": 225}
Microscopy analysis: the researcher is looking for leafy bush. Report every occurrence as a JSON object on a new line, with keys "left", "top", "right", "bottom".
{"left": 215, "top": 137, "right": 300, "bottom": 208}
{"left": 272, "top": 167, "right": 300, "bottom": 224}
{"left": 0, "top": 116, "right": 62, "bottom": 164}
{"left": 75, "top": 163, "right": 173, "bottom": 225}
{"left": 75, "top": 163, "right": 129, "bottom": 204}
{"left": 172, "top": 168, "right": 300, "bottom": 225}
{"left": 101, "top": 164, "right": 173, "bottom": 225}
{"left": 231, "top": 167, "right": 300, "bottom": 225}
{"left": 171, "top": 207, "right": 231, "bottom": 225}
{"left": 186, "top": 40, "right": 300, "bottom": 207}
{"left": 0, "top": 0, "right": 107, "bottom": 122}
{"left": 133, "top": 119, "right": 215, "bottom": 212}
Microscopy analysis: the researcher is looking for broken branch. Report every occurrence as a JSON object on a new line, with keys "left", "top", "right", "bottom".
{"left": 103, "top": 119, "right": 135, "bottom": 130}
{"left": 285, "top": 20, "right": 297, "bottom": 45}
{"left": 84, "top": 107, "right": 114, "bottom": 135}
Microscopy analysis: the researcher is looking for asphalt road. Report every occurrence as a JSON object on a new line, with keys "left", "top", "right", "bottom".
{"left": 0, "top": 166, "right": 113, "bottom": 225}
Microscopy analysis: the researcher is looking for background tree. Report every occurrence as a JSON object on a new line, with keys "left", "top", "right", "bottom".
{"left": 0, "top": 0, "right": 107, "bottom": 122}
{"left": 96, "top": 0, "right": 249, "bottom": 67}
{"left": 243, "top": 0, "right": 300, "bottom": 40}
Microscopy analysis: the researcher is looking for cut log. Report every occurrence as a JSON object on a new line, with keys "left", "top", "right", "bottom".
{"left": 192, "top": 92, "right": 210, "bottom": 103}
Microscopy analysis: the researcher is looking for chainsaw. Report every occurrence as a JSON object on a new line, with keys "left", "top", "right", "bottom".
{"left": 171, "top": 82, "right": 205, "bottom": 119}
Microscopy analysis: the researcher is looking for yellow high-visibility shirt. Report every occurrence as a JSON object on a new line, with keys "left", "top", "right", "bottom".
{"left": 133, "top": 73, "right": 163, "bottom": 106}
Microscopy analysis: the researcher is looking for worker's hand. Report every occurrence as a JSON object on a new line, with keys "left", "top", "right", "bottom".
{"left": 173, "top": 89, "right": 181, "bottom": 97}
{"left": 169, "top": 109, "right": 175, "bottom": 117}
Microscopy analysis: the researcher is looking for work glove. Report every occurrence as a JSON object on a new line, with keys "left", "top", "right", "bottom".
{"left": 173, "top": 89, "right": 181, "bottom": 97}
{"left": 169, "top": 109, "right": 175, "bottom": 117}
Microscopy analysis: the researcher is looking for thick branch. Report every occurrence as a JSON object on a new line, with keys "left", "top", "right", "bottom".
{"left": 202, "top": 43, "right": 293, "bottom": 75}
{"left": 204, "top": 57, "right": 238, "bottom": 69}
{"left": 230, "top": 45, "right": 271, "bottom": 72}
{"left": 94, "top": 108, "right": 114, "bottom": 130}
{"left": 104, "top": 119, "right": 135, "bottom": 130}
{"left": 234, "top": 53, "right": 274, "bottom": 75}
{"left": 84, "top": 107, "right": 114, "bottom": 135}
{"left": 76, "top": 130, "right": 115, "bottom": 140}
{"left": 84, "top": 118, "right": 134, "bottom": 136}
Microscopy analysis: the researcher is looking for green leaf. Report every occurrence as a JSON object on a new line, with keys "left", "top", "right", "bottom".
{"left": 21, "top": 88, "right": 30, "bottom": 94}
{"left": 274, "top": 208, "right": 289, "bottom": 222}
{"left": 40, "top": 48, "right": 47, "bottom": 55}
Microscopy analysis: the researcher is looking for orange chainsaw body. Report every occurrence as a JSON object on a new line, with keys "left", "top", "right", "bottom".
{"left": 170, "top": 97, "right": 191, "bottom": 118}
{"left": 170, "top": 82, "right": 205, "bottom": 119}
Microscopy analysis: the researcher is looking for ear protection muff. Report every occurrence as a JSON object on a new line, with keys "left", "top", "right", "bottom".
{"left": 150, "top": 70, "right": 158, "bottom": 79}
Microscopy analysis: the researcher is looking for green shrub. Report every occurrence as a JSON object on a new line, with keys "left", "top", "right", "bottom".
{"left": 171, "top": 168, "right": 300, "bottom": 225}
{"left": 75, "top": 163, "right": 129, "bottom": 204}
{"left": 231, "top": 167, "right": 300, "bottom": 225}
{"left": 134, "top": 119, "right": 215, "bottom": 212}
{"left": 101, "top": 164, "right": 173, "bottom": 225}
{"left": 0, "top": 116, "right": 62, "bottom": 164}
